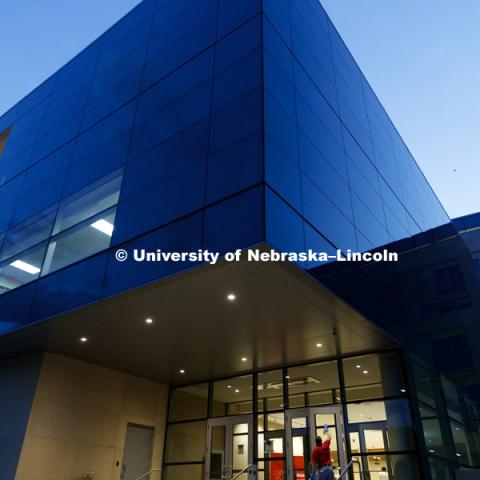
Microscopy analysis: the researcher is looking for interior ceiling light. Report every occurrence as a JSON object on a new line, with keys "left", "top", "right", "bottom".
{"left": 10, "top": 260, "right": 40, "bottom": 275}
{"left": 80, "top": 337, "right": 88, "bottom": 343}
{"left": 91, "top": 219, "right": 114, "bottom": 236}
{"left": 227, "top": 293, "right": 236, "bottom": 301}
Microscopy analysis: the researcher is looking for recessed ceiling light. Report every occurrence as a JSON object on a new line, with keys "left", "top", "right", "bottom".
{"left": 316, "top": 343, "right": 323, "bottom": 348}
{"left": 401, "top": 388, "right": 407, "bottom": 393}
{"left": 145, "top": 318, "right": 153, "bottom": 324}
{"left": 356, "top": 365, "right": 361, "bottom": 369}
{"left": 235, "top": 389, "right": 240, "bottom": 393}
{"left": 227, "top": 293, "right": 236, "bottom": 301}
{"left": 10, "top": 259, "right": 40, "bottom": 275}
{"left": 227, "top": 385, "right": 232, "bottom": 389}
{"left": 80, "top": 337, "right": 88, "bottom": 343}
{"left": 362, "top": 370, "right": 369, "bottom": 375}
{"left": 91, "top": 219, "right": 114, "bottom": 236}
{"left": 179, "top": 369, "right": 185, "bottom": 374}
{"left": 456, "top": 453, "right": 462, "bottom": 457}
{"left": 241, "top": 357, "right": 247, "bottom": 363}
{"left": 285, "top": 375, "right": 291, "bottom": 379}
{"left": 429, "top": 449, "right": 435, "bottom": 453}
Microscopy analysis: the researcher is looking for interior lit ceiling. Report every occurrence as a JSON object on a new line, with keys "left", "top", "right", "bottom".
{"left": 0, "top": 251, "right": 398, "bottom": 385}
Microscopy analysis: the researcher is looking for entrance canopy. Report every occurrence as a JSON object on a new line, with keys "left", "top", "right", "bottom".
{"left": 0, "top": 252, "right": 397, "bottom": 384}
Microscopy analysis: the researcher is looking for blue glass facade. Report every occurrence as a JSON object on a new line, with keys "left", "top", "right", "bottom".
{"left": 0, "top": 0, "right": 450, "bottom": 333}
{"left": 0, "top": 2, "right": 473, "bottom": 478}
{"left": 0, "top": 0, "right": 267, "bottom": 328}
{"left": 262, "top": 0, "right": 449, "bottom": 258}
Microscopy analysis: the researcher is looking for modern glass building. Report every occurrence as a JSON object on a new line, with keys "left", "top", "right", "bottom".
{"left": 0, "top": 1, "right": 478, "bottom": 479}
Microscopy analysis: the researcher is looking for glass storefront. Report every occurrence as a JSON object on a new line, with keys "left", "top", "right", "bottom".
{"left": 164, "top": 349, "right": 422, "bottom": 480}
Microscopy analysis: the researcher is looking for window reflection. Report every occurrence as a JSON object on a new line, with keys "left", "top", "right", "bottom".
{"left": 0, "top": 206, "right": 56, "bottom": 261}
{"left": 42, "top": 208, "right": 116, "bottom": 275}
{"left": 348, "top": 399, "right": 415, "bottom": 454}
{"left": 52, "top": 168, "right": 123, "bottom": 235}
{"left": 343, "top": 352, "right": 406, "bottom": 401}
{"left": 211, "top": 375, "right": 253, "bottom": 417}
{"left": 258, "top": 370, "right": 284, "bottom": 412}
{"left": 287, "top": 360, "right": 340, "bottom": 407}
{"left": 0, "top": 242, "right": 47, "bottom": 293}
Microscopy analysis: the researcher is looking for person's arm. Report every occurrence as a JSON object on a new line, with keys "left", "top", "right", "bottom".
{"left": 320, "top": 439, "right": 331, "bottom": 451}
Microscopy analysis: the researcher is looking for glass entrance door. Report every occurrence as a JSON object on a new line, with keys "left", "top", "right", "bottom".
{"left": 206, "top": 415, "right": 254, "bottom": 480}
{"left": 285, "top": 406, "right": 348, "bottom": 480}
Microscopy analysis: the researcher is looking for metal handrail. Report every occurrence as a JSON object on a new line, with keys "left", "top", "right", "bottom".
{"left": 132, "top": 468, "right": 162, "bottom": 480}
{"left": 338, "top": 459, "right": 361, "bottom": 480}
{"left": 230, "top": 464, "right": 257, "bottom": 480}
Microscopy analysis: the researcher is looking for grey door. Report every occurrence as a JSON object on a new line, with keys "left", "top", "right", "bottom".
{"left": 121, "top": 424, "right": 155, "bottom": 480}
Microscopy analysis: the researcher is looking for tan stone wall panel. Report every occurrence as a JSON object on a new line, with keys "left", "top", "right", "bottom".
{"left": 15, "top": 353, "right": 169, "bottom": 480}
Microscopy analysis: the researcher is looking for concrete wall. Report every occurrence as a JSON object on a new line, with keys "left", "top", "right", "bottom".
{"left": 0, "top": 353, "right": 43, "bottom": 480}
{"left": 15, "top": 353, "right": 169, "bottom": 480}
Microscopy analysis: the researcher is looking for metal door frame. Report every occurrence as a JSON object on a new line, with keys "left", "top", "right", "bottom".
{"left": 285, "top": 405, "right": 348, "bottom": 480}
{"left": 205, "top": 415, "right": 254, "bottom": 480}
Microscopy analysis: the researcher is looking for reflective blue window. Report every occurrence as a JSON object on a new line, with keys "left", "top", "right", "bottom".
{"left": 123, "top": 119, "right": 209, "bottom": 201}
{"left": 73, "top": 101, "right": 136, "bottom": 162}
{"left": 217, "top": 0, "right": 261, "bottom": 38}
{"left": 149, "top": 0, "right": 216, "bottom": 61}
{"left": 131, "top": 81, "right": 212, "bottom": 159}
{"left": 264, "top": 91, "right": 298, "bottom": 163}
{"left": 209, "top": 88, "right": 261, "bottom": 155}
{"left": 265, "top": 188, "right": 305, "bottom": 258}
{"left": 213, "top": 49, "right": 261, "bottom": 110}
{"left": 204, "top": 187, "right": 263, "bottom": 254}
{"left": 112, "top": 162, "right": 206, "bottom": 245}
{"left": 265, "top": 135, "right": 302, "bottom": 212}
{"left": 263, "top": 0, "right": 292, "bottom": 48}
{"left": 216, "top": 15, "right": 261, "bottom": 72}
{"left": 42, "top": 208, "right": 116, "bottom": 276}
{"left": 136, "top": 49, "right": 214, "bottom": 124}
{"left": 22, "top": 142, "right": 74, "bottom": 194}
{"left": 104, "top": 213, "right": 203, "bottom": 296}
{"left": 0, "top": 206, "right": 56, "bottom": 262}
{"left": 302, "top": 175, "right": 356, "bottom": 251}
{"left": 206, "top": 132, "right": 262, "bottom": 204}
{"left": 12, "top": 172, "right": 65, "bottom": 225}
{"left": 0, "top": 242, "right": 47, "bottom": 294}
{"left": 53, "top": 168, "right": 123, "bottom": 235}
{"left": 142, "top": 17, "right": 217, "bottom": 89}
{"left": 64, "top": 132, "right": 130, "bottom": 196}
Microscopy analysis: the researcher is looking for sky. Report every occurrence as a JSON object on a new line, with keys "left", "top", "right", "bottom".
{"left": 1, "top": 0, "right": 479, "bottom": 218}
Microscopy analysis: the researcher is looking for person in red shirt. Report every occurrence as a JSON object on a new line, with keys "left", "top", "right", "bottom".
{"left": 311, "top": 433, "right": 334, "bottom": 480}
